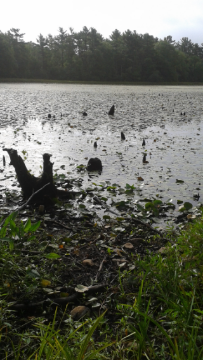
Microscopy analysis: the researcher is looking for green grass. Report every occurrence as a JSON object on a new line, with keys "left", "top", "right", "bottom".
{"left": 113, "top": 214, "right": 203, "bottom": 359}
{"left": 1, "top": 211, "right": 203, "bottom": 358}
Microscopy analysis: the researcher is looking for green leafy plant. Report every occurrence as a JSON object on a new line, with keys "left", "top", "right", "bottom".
{"left": 145, "top": 199, "right": 162, "bottom": 216}
{"left": 179, "top": 201, "right": 193, "bottom": 212}
{"left": 125, "top": 183, "right": 136, "bottom": 194}
{"left": 0, "top": 212, "right": 41, "bottom": 250}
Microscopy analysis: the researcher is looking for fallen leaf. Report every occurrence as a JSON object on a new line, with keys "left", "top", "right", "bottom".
{"left": 74, "top": 248, "right": 80, "bottom": 256}
{"left": 123, "top": 242, "right": 134, "bottom": 249}
{"left": 114, "top": 248, "right": 123, "bottom": 256}
{"left": 41, "top": 288, "right": 52, "bottom": 293}
{"left": 41, "top": 279, "right": 51, "bottom": 287}
{"left": 75, "top": 284, "right": 89, "bottom": 293}
{"left": 137, "top": 177, "right": 144, "bottom": 181}
{"left": 187, "top": 214, "right": 196, "bottom": 220}
{"left": 129, "top": 265, "right": 135, "bottom": 270}
{"left": 92, "top": 303, "right": 101, "bottom": 308}
{"left": 82, "top": 259, "right": 95, "bottom": 266}
{"left": 4, "top": 282, "right": 10, "bottom": 288}
{"left": 118, "top": 262, "right": 126, "bottom": 268}
{"left": 158, "top": 247, "right": 169, "bottom": 254}
{"left": 70, "top": 306, "right": 90, "bottom": 320}
{"left": 88, "top": 297, "right": 98, "bottom": 302}
{"left": 112, "top": 258, "right": 127, "bottom": 262}
{"left": 60, "top": 292, "right": 69, "bottom": 297}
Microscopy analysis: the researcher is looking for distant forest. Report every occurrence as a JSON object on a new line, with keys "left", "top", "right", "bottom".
{"left": 0, "top": 27, "right": 203, "bottom": 82}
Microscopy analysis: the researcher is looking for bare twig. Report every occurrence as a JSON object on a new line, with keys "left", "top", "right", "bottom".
{"left": 0, "top": 182, "right": 50, "bottom": 227}
{"left": 16, "top": 182, "right": 50, "bottom": 211}
{"left": 95, "top": 256, "right": 107, "bottom": 282}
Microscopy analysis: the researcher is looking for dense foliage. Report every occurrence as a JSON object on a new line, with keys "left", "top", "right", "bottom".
{"left": 0, "top": 27, "right": 203, "bottom": 82}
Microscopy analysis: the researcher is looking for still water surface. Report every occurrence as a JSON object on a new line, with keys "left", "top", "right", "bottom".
{"left": 0, "top": 83, "right": 202, "bottom": 215}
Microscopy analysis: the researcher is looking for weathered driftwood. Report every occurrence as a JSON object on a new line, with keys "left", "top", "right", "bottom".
{"left": 3, "top": 148, "right": 57, "bottom": 201}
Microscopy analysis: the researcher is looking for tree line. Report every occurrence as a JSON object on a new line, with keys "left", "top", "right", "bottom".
{"left": 0, "top": 27, "right": 203, "bottom": 82}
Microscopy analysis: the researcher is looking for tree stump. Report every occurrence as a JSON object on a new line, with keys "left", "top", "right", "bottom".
{"left": 3, "top": 148, "right": 57, "bottom": 201}
{"left": 87, "top": 157, "right": 102, "bottom": 171}
{"left": 108, "top": 105, "right": 115, "bottom": 116}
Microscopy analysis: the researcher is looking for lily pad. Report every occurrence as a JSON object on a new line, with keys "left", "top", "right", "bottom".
{"left": 184, "top": 202, "right": 193, "bottom": 210}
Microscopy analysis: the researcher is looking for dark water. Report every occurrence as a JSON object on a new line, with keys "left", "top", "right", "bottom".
{"left": 0, "top": 83, "right": 202, "bottom": 219}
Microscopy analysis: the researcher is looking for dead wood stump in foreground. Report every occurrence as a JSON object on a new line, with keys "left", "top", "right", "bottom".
{"left": 3, "top": 148, "right": 57, "bottom": 201}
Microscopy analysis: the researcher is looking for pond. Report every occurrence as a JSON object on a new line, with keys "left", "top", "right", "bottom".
{"left": 0, "top": 83, "right": 202, "bottom": 225}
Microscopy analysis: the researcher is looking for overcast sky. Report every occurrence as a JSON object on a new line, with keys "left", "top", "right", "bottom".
{"left": 1, "top": 0, "right": 203, "bottom": 45}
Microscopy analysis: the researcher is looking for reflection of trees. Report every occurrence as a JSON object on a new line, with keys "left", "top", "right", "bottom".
{"left": 0, "top": 27, "right": 203, "bottom": 82}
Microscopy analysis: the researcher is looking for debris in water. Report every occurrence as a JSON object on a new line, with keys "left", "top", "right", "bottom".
{"left": 121, "top": 132, "right": 125, "bottom": 140}
{"left": 108, "top": 105, "right": 115, "bottom": 116}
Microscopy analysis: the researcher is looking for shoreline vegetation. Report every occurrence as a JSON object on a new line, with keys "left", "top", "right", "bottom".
{"left": 1, "top": 28, "right": 203, "bottom": 83}
{"left": 1, "top": 78, "right": 203, "bottom": 86}
{"left": 0, "top": 183, "right": 203, "bottom": 358}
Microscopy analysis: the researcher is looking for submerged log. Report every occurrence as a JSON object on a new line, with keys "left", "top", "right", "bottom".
{"left": 3, "top": 148, "right": 57, "bottom": 201}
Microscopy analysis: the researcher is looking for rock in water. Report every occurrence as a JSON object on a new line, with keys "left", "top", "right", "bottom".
{"left": 94, "top": 141, "right": 97, "bottom": 148}
{"left": 108, "top": 105, "right": 115, "bottom": 115}
{"left": 87, "top": 157, "right": 102, "bottom": 171}
{"left": 121, "top": 132, "right": 125, "bottom": 140}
